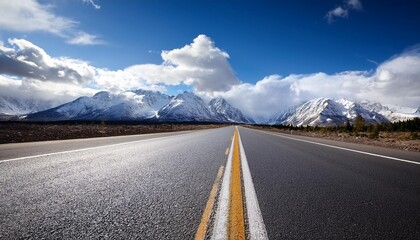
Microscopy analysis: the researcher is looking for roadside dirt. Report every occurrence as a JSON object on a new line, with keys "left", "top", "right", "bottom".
{"left": 248, "top": 126, "right": 420, "bottom": 152}
{"left": 0, "top": 122, "right": 225, "bottom": 144}
{"left": 2, "top": 123, "right": 419, "bottom": 152}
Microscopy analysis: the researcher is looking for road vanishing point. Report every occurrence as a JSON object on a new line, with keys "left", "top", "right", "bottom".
{"left": 1, "top": 126, "right": 419, "bottom": 239}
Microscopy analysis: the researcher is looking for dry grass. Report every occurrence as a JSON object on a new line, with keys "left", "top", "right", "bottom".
{"left": 247, "top": 125, "right": 420, "bottom": 152}
{"left": 0, "top": 122, "right": 226, "bottom": 144}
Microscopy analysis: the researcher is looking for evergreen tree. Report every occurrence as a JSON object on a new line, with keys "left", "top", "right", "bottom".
{"left": 354, "top": 115, "right": 366, "bottom": 132}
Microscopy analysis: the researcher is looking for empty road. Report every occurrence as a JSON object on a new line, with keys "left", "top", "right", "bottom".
{"left": 1, "top": 126, "right": 419, "bottom": 239}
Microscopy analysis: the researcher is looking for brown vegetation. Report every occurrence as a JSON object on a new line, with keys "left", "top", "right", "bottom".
{"left": 247, "top": 125, "right": 420, "bottom": 152}
{"left": 0, "top": 122, "right": 225, "bottom": 144}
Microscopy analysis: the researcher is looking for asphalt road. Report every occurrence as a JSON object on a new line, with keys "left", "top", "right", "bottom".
{"left": 1, "top": 127, "right": 232, "bottom": 239}
{"left": 1, "top": 126, "right": 419, "bottom": 239}
{"left": 239, "top": 126, "right": 420, "bottom": 239}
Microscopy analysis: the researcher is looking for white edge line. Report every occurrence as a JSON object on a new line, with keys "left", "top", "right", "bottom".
{"left": 238, "top": 128, "right": 269, "bottom": 240}
{"left": 260, "top": 130, "right": 420, "bottom": 165}
{"left": 0, "top": 133, "right": 188, "bottom": 164}
{"left": 211, "top": 128, "right": 235, "bottom": 240}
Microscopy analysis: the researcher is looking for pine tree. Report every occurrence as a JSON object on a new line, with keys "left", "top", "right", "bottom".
{"left": 354, "top": 115, "right": 366, "bottom": 132}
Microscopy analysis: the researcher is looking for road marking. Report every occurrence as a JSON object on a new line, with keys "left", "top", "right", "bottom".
{"left": 228, "top": 128, "right": 245, "bottom": 239}
{"left": 262, "top": 131, "right": 420, "bottom": 165}
{"left": 212, "top": 126, "right": 268, "bottom": 240}
{"left": 225, "top": 147, "right": 230, "bottom": 156}
{"left": 195, "top": 166, "right": 225, "bottom": 240}
{"left": 237, "top": 130, "right": 269, "bottom": 240}
{"left": 0, "top": 134, "right": 189, "bottom": 164}
{"left": 212, "top": 129, "right": 235, "bottom": 240}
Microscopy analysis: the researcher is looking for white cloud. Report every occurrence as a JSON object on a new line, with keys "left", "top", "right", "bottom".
{"left": 0, "top": 0, "right": 75, "bottom": 36}
{"left": 161, "top": 35, "right": 239, "bottom": 91}
{"left": 0, "top": 38, "right": 97, "bottom": 83}
{"left": 326, "top": 7, "right": 348, "bottom": 23}
{"left": 67, "top": 32, "right": 105, "bottom": 45}
{"left": 83, "top": 0, "right": 101, "bottom": 10}
{"left": 326, "top": 0, "right": 362, "bottom": 23}
{"left": 347, "top": 0, "right": 363, "bottom": 10}
{"left": 0, "top": 0, "right": 103, "bottom": 45}
{"left": 95, "top": 34, "right": 240, "bottom": 92}
{"left": 0, "top": 35, "right": 239, "bottom": 103}
{"left": 0, "top": 75, "right": 97, "bottom": 107}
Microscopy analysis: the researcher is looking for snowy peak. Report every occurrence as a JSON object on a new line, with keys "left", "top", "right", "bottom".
{"left": 359, "top": 100, "right": 419, "bottom": 122}
{"left": 156, "top": 92, "right": 217, "bottom": 122}
{"left": 0, "top": 96, "right": 55, "bottom": 116}
{"left": 208, "top": 97, "right": 254, "bottom": 123}
{"left": 155, "top": 94, "right": 254, "bottom": 123}
{"left": 274, "top": 98, "right": 389, "bottom": 126}
{"left": 131, "top": 89, "right": 172, "bottom": 109}
{"left": 275, "top": 98, "right": 347, "bottom": 126}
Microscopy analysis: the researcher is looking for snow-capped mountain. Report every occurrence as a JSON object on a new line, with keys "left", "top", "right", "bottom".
{"left": 208, "top": 97, "right": 254, "bottom": 124}
{"left": 27, "top": 90, "right": 172, "bottom": 121}
{"left": 273, "top": 98, "right": 389, "bottom": 126}
{"left": 155, "top": 93, "right": 253, "bottom": 123}
{"left": 359, "top": 100, "right": 419, "bottom": 122}
{"left": 154, "top": 92, "right": 217, "bottom": 122}
{"left": 0, "top": 96, "right": 55, "bottom": 116}
{"left": 25, "top": 90, "right": 252, "bottom": 123}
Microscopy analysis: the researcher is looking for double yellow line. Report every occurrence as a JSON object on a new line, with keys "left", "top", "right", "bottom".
{"left": 228, "top": 128, "right": 246, "bottom": 239}
{"left": 195, "top": 127, "right": 245, "bottom": 240}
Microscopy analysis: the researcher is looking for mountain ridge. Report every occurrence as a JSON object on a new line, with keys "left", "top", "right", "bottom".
{"left": 272, "top": 97, "right": 390, "bottom": 126}
{"left": 25, "top": 90, "right": 255, "bottom": 124}
{"left": 2, "top": 90, "right": 418, "bottom": 125}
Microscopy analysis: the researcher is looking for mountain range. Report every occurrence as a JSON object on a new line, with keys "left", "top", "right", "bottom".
{"left": 24, "top": 90, "right": 254, "bottom": 124}
{"left": 271, "top": 98, "right": 391, "bottom": 126}
{"left": 1, "top": 89, "right": 418, "bottom": 125}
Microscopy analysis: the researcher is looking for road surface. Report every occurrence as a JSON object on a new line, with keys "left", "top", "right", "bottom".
{"left": 1, "top": 126, "right": 419, "bottom": 239}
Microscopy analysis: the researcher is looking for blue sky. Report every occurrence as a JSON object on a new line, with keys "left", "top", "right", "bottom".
{"left": 1, "top": 0, "right": 420, "bottom": 118}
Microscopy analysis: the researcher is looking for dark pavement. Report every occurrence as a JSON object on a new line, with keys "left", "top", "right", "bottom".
{"left": 1, "top": 126, "right": 419, "bottom": 239}
{"left": 239, "top": 126, "right": 420, "bottom": 239}
{"left": 1, "top": 127, "right": 233, "bottom": 239}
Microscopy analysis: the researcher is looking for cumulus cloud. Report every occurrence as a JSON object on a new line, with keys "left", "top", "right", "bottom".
{"left": 0, "top": 35, "right": 239, "bottom": 103}
{"left": 95, "top": 35, "right": 240, "bottom": 92}
{"left": 0, "top": 39, "right": 97, "bottom": 84}
{"left": 161, "top": 35, "right": 239, "bottom": 91}
{"left": 326, "top": 0, "right": 362, "bottom": 23}
{"left": 0, "top": 0, "right": 103, "bottom": 45}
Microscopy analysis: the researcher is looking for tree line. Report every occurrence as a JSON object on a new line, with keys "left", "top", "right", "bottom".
{"left": 265, "top": 117, "right": 420, "bottom": 138}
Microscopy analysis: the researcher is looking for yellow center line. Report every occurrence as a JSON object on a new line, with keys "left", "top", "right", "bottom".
{"left": 228, "top": 128, "right": 245, "bottom": 239}
{"left": 195, "top": 166, "right": 225, "bottom": 240}
{"left": 225, "top": 147, "right": 230, "bottom": 156}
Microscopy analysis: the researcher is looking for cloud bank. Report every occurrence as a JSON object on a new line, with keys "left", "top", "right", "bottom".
{"left": 1, "top": 35, "right": 419, "bottom": 121}
{"left": 0, "top": 35, "right": 239, "bottom": 105}
{"left": 212, "top": 47, "right": 420, "bottom": 120}
{"left": 0, "top": 0, "right": 103, "bottom": 45}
